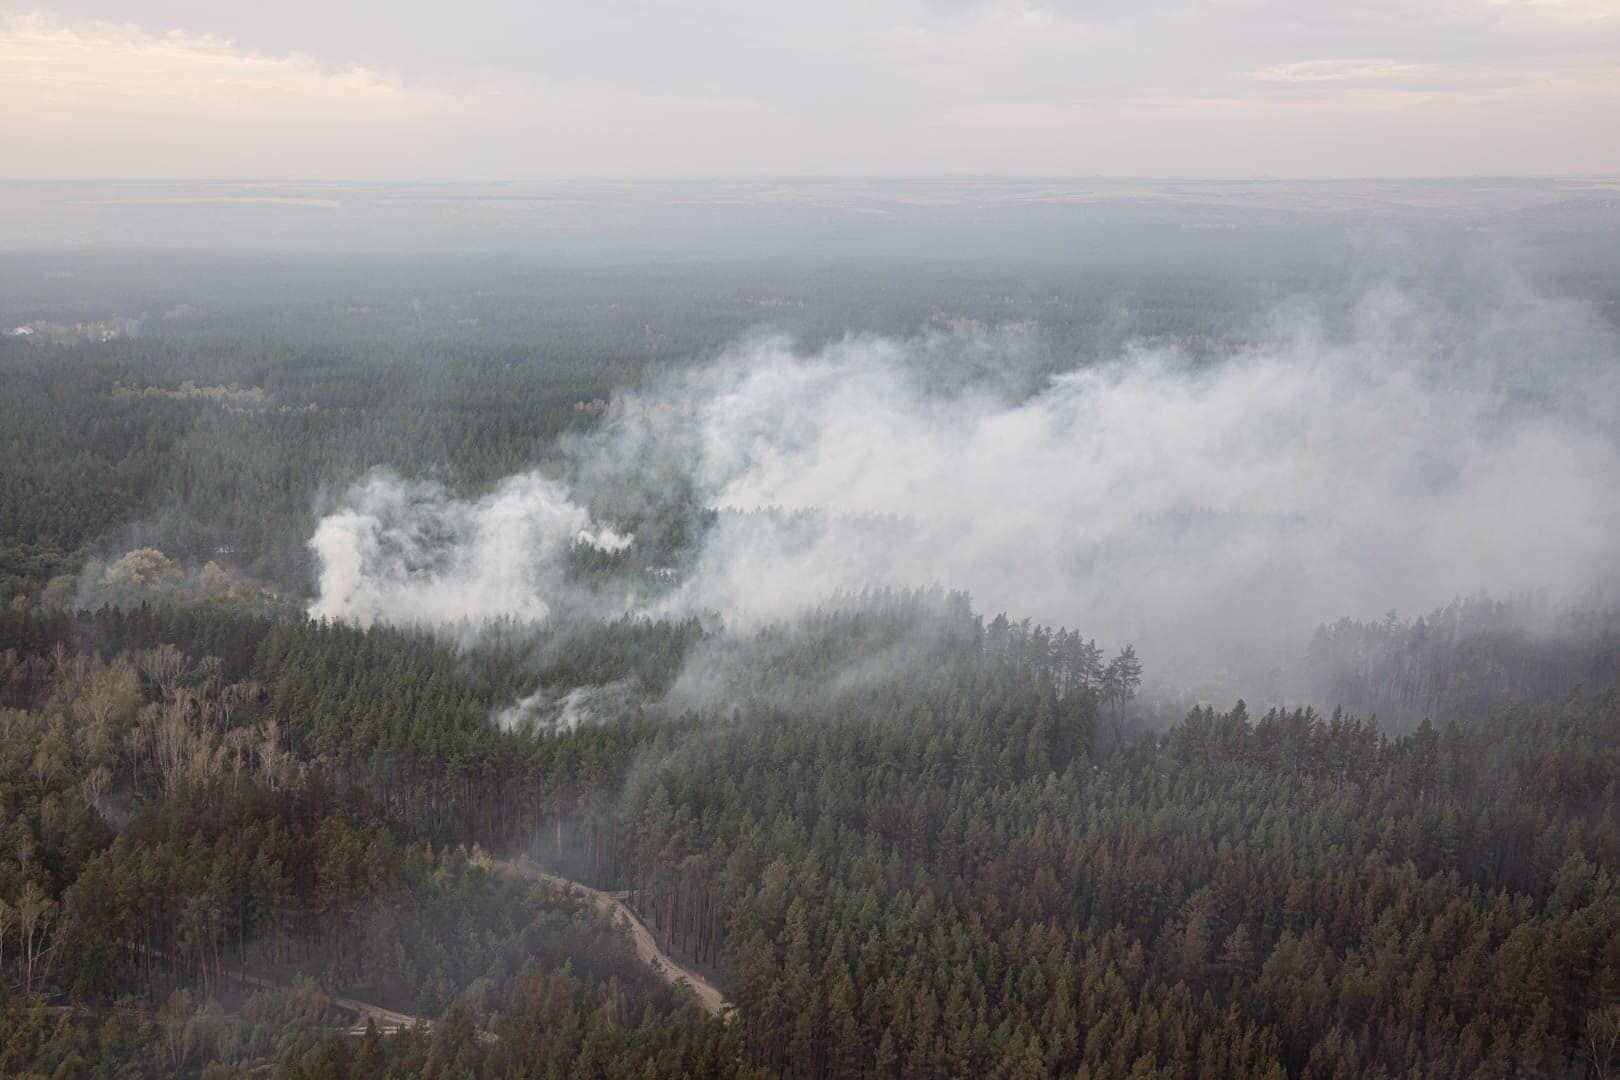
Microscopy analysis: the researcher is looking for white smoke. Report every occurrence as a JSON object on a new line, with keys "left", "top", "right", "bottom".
{"left": 307, "top": 269, "right": 1620, "bottom": 692}
{"left": 307, "top": 470, "right": 630, "bottom": 627}
{"left": 589, "top": 277, "right": 1620, "bottom": 678}
{"left": 493, "top": 682, "right": 635, "bottom": 732}
{"left": 578, "top": 526, "right": 634, "bottom": 553}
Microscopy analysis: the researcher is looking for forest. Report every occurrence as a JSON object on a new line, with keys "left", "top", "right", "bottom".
{"left": 2, "top": 238, "right": 1619, "bottom": 1078}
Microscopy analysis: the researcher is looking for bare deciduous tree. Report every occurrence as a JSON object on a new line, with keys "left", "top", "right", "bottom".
{"left": 0, "top": 897, "right": 12, "bottom": 982}
{"left": 217, "top": 678, "right": 260, "bottom": 728}
{"left": 1591, "top": 1006, "right": 1620, "bottom": 1080}
{"left": 159, "top": 987, "right": 195, "bottom": 1071}
{"left": 17, "top": 881, "right": 56, "bottom": 993}
{"left": 257, "top": 716, "right": 288, "bottom": 791}
{"left": 71, "top": 656, "right": 141, "bottom": 760}
{"left": 137, "top": 644, "right": 188, "bottom": 701}
{"left": 30, "top": 712, "right": 66, "bottom": 782}
{"left": 195, "top": 656, "right": 224, "bottom": 698}
{"left": 82, "top": 764, "right": 113, "bottom": 810}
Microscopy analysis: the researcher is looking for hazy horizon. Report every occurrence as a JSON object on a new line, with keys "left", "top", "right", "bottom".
{"left": 7, "top": 2, "right": 1620, "bottom": 179}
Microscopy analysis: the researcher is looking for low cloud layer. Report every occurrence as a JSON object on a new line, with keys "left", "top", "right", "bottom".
{"left": 309, "top": 269, "right": 1620, "bottom": 691}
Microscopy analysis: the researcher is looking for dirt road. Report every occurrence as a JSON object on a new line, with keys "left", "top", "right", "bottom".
{"left": 135, "top": 945, "right": 429, "bottom": 1037}
{"left": 230, "top": 966, "right": 419, "bottom": 1034}
{"left": 331, "top": 994, "right": 423, "bottom": 1036}
{"left": 131, "top": 857, "right": 730, "bottom": 1039}
{"left": 221, "top": 962, "right": 425, "bottom": 1036}
{"left": 505, "top": 858, "right": 733, "bottom": 1020}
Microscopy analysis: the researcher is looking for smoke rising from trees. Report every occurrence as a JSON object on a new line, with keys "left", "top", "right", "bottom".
{"left": 307, "top": 268, "right": 1620, "bottom": 694}
{"left": 306, "top": 470, "right": 631, "bottom": 629}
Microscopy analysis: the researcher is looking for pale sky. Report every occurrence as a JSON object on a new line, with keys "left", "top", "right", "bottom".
{"left": 4, "top": 0, "right": 1619, "bottom": 179}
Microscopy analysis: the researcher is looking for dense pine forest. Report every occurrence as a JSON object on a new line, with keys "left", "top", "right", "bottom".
{"left": 2, "top": 245, "right": 1619, "bottom": 1079}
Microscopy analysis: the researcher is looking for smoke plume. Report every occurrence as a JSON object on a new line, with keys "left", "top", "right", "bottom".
{"left": 307, "top": 470, "right": 630, "bottom": 628}
{"left": 308, "top": 267, "right": 1620, "bottom": 695}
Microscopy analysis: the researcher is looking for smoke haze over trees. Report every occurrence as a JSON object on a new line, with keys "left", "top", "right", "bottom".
{"left": 2, "top": 188, "right": 1620, "bottom": 1077}
{"left": 302, "top": 256, "right": 1620, "bottom": 703}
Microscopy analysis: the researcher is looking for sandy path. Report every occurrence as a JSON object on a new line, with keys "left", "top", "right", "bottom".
{"left": 135, "top": 945, "right": 429, "bottom": 1037}
{"left": 330, "top": 994, "right": 423, "bottom": 1036}
{"left": 133, "top": 857, "right": 731, "bottom": 1039}
{"left": 212, "top": 959, "right": 424, "bottom": 1034}
{"left": 504, "top": 858, "right": 733, "bottom": 1019}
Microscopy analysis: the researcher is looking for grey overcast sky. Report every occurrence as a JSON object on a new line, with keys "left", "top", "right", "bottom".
{"left": 4, "top": 0, "right": 1618, "bottom": 178}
